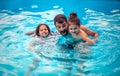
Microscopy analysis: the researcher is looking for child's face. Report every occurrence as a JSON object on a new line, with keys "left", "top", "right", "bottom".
{"left": 69, "top": 23, "right": 80, "bottom": 36}
{"left": 39, "top": 25, "right": 49, "bottom": 37}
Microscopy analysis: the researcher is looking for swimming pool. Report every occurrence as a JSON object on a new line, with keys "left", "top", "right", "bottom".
{"left": 0, "top": 0, "right": 120, "bottom": 76}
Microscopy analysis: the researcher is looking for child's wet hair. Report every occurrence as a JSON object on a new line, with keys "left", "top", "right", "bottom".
{"left": 36, "top": 24, "right": 51, "bottom": 36}
{"left": 68, "top": 12, "right": 81, "bottom": 27}
{"left": 69, "top": 12, "right": 77, "bottom": 19}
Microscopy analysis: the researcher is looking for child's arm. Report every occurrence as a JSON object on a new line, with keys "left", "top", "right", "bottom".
{"left": 80, "top": 25, "right": 98, "bottom": 39}
{"left": 29, "top": 39, "right": 35, "bottom": 52}
{"left": 29, "top": 38, "right": 39, "bottom": 52}
{"left": 25, "top": 30, "right": 36, "bottom": 37}
{"left": 80, "top": 30, "right": 95, "bottom": 44}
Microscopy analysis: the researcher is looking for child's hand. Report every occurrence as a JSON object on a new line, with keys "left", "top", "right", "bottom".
{"left": 93, "top": 37, "right": 98, "bottom": 42}
{"left": 80, "top": 40, "right": 95, "bottom": 44}
{"left": 29, "top": 46, "right": 33, "bottom": 52}
{"left": 79, "top": 42, "right": 87, "bottom": 44}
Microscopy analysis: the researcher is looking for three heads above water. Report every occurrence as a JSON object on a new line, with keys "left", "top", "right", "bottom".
{"left": 35, "top": 12, "right": 80, "bottom": 37}
{"left": 30, "top": 12, "right": 98, "bottom": 45}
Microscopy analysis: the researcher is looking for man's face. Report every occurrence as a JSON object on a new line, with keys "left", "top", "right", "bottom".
{"left": 55, "top": 21, "right": 68, "bottom": 36}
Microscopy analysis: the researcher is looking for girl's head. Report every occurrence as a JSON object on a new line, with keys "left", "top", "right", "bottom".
{"left": 68, "top": 12, "right": 81, "bottom": 35}
{"left": 36, "top": 24, "right": 51, "bottom": 37}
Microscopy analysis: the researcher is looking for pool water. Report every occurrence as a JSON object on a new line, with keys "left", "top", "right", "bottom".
{"left": 0, "top": 0, "right": 120, "bottom": 76}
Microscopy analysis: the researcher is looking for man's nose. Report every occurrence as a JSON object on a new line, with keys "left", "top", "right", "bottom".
{"left": 60, "top": 28, "right": 64, "bottom": 31}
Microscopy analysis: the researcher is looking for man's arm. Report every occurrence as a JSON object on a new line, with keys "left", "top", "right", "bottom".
{"left": 80, "top": 25, "right": 98, "bottom": 38}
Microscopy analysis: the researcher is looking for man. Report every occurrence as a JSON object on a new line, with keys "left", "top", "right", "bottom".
{"left": 54, "top": 14, "right": 99, "bottom": 50}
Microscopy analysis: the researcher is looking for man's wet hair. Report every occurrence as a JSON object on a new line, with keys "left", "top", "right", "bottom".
{"left": 54, "top": 14, "right": 67, "bottom": 26}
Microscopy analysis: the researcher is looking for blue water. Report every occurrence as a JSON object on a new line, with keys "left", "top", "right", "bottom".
{"left": 0, "top": 0, "right": 120, "bottom": 76}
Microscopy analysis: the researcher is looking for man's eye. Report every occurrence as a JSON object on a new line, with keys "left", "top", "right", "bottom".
{"left": 58, "top": 26, "right": 61, "bottom": 29}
